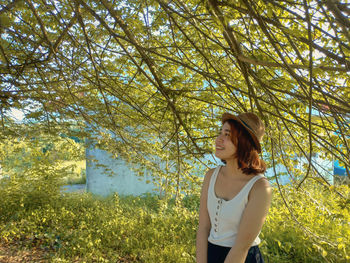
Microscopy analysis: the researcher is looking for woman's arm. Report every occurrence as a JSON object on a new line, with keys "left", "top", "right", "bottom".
{"left": 224, "top": 177, "right": 272, "bottom": 263}
{"left": 196, "top": 169, "right": 214, "bottom": 263}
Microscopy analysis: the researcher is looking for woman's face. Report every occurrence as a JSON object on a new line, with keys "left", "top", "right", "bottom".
{"left": 215, "top": 121, "right": 236, "bottom": 161}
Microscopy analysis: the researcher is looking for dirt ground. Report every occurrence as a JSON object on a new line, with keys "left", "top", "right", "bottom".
{"left": 0, "top": 244, "right": 48, "bottom": 263}
{"left": 0, "top": 243, "right": 138, "bottom": 262}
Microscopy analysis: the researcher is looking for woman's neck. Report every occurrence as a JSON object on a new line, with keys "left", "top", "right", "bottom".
{"left": 223, "top": 158, "right": 243, "bottom": 178}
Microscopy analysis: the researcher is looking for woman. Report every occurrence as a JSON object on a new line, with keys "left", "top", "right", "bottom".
{"left": 196, "top": 112, "right": 272, "bottom": 263}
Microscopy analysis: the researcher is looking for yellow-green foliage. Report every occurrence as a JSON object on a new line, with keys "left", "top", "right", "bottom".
{"left": 0, "top": 191, "right": 198, "bottom": 262}
{"left": 0, "top": 135, "right": 85, "bottom": 186}
{"left": 262, "top": 181, "right": 350, "bottom": 263}
{"left": 0, "top": 177, "right": 349, "bottom": 262}
{"left": 0, "top": 139, "right": 349, "bottom": 262}
{"left": 60, "top": 160, "right": 86, "bottom": 185}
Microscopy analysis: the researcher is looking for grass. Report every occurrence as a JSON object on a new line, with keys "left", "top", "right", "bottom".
{"left": 59, "top": 160, "right": 86, "bottom": 185}
{"left": 0, "top": 153, "right": 349, "bottom": 263}
{"left": 0, "top": 185, "right": 349, "bottom": 262}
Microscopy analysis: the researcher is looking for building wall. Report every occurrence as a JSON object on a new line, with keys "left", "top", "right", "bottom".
{"left": 265, "top": 153, "right": 334, "bottom": 185}
{"left": 85, "top": 138, "right": 344, "bottom": 197}
{"left": 86, "top": 145, "right": 157, "bottom": 197}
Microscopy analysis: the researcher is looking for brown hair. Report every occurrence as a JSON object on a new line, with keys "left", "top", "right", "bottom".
{"left": 225, "top": 119, "right": 266, "bottom": 175}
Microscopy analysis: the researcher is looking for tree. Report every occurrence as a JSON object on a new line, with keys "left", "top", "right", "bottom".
{"left": 0, "top": 0, "right": 349, "bottom": 197}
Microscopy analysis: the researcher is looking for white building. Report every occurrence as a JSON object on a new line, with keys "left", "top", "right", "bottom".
{"left": 85, "top": 139, "right": 157, "bottom": 197}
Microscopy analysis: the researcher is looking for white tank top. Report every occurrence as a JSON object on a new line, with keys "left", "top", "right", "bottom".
{"left": 207, "top": 165, "right": 264, "bottom": 247}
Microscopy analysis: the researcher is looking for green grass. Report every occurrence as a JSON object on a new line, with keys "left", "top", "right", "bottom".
{"left": 59, "top": 160, "right": 86, "bottom": 185}
{"left": 1, "top": 136, "right": 349, "bottom": 262}
{"left": 0, "top": 180, "right": 349, "bottom": 262}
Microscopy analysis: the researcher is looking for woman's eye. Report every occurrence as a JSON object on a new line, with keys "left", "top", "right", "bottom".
{"left": 217, "top": 131, "right": 230, "bottom": 137}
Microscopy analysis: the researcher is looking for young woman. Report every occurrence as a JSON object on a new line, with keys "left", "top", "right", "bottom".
{"left": 196, "top": 112, "right": 272, "bottom": 263}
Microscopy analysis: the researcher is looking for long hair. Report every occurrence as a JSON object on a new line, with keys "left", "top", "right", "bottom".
{"left": 226, "top": 119, "right": 266, "bottom": 175}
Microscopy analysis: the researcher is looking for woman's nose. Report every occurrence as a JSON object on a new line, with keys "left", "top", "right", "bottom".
{"left": 216, "top": 134, "right": 223, "bottom": 142}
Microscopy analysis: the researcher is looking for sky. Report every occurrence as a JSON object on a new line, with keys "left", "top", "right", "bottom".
{"left": 8, "top": 108, "right": 25, "bottom": 122}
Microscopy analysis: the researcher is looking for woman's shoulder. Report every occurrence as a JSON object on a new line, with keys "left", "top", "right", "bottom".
{"left": 203, "top": 167, "right": 215, "bottom": 181}
{"left": 251, "top": 175, "right": 272, "bottom": 197}
{"left": 203, "top": 166, "right": 220, "bottom": 184}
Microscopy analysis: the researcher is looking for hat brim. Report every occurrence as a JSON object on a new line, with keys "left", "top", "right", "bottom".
{"left": 222, "top": 113, "right": 262, "bottom": 153}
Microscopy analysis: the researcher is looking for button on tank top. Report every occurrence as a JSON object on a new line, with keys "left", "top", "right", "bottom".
{"left": 207, "top": 165, "right": 264, "bottom": 247}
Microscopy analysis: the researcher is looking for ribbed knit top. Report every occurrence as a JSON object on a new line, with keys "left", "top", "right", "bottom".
{"left": 207, "top": 166, "right": 264, "bottom": 247}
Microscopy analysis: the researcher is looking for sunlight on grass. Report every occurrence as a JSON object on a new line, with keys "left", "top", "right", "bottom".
{"left": 59, "top": 160, "right": 86, "bottom": 185}
{"left": 1, "top": 181, "right": 349, "bottom": 262}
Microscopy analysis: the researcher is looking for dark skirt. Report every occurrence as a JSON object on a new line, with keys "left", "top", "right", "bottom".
{"left": 207, "top": 241, "right": 264, "bottom": 263}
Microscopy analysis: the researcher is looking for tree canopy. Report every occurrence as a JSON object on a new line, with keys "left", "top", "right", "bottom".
{"left": 0, "top": 0, "right": 349, "bottom": 195}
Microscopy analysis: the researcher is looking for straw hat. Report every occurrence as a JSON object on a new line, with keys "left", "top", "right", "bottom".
{"left": 222, "top": 112, "right": 265, "bottom": 153}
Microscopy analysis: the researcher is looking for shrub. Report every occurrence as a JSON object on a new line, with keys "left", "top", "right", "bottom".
{"left": 261, "top": 181, "right": 350, "bottom": 263}
{"left": 1, "top": 144, "right": 349, "bottom": 263}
